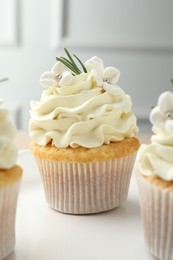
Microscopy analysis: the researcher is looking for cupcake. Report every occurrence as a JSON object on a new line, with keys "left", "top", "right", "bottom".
{"left": 0, "top": 100, "right": 22, "bottom": 259}
{"left": 136, "top": 91, "right": 173, "bottom": 260}
{"left": 29, "top": 49, "right": 139, "bottom": 214}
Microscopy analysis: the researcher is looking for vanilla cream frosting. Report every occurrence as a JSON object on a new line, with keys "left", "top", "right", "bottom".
{"left": 137, "top": 91, "right": 173, "bottom": 181}
{"left": 0, "top": 104, "right": 18, "bottom": 169}
{"left": 29, "top": 57, "right": 138, "bottom": 148}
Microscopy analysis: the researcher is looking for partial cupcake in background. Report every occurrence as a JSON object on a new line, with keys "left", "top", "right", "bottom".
{"left": 29, "top": 49, "right": 140, "bottom": 214}
{"left": 0, "top": 98, "right": 22, "bottom": 260}
{"left": 136, "top": 91, "right": 173, "bottom": 260}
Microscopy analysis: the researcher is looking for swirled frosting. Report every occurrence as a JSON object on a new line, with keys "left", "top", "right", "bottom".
{"left": 0, "top": 102, "right": 18, "bottom": 169}
{"left": 137, "top": 91, "right": 173, "bottom": 181}
{"left": 29, "top": 57, "right": 138, "bottom": 148}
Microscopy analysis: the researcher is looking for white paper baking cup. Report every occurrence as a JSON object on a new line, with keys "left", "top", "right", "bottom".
{"left": 0, "top": 180, "right": 21, "bottom": 260}
{"left": 136, "top": 173, "right": 173, "bottom": 260}
{"left": 35, "top": 152, "right": 137, "bottom": 214}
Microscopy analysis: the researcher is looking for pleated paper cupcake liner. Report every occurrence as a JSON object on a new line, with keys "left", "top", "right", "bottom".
{"left": 0, "top": 180, "right": 21, "bottom": 260}
{"left": 35, "top": 152, "right": 137, "bottom": 214}
{"left": 136, "top": 173, "right": 173, "bottom": 260}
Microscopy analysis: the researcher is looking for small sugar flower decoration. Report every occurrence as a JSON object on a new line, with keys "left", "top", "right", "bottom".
{"left": 40, "top": 48, "right": 88, "bottom": 88}
{"left": 150, "top": 91, "right": 173, "bottom": 133}
{"left": 40, "top": 61, "right": 73, "bottom": 88}
{"left": 85, "top": 56, "right": 121, "bottom": 95}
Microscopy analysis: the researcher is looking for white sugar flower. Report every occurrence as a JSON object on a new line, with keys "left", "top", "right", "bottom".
{"left": 85, "top": 56, "right": 104, "bottom": 77}
{"left": 85, "top": 56, "right": 121, "bottom": 95}
{"left": 40, "top": 62, "right": 73, "bottom": 88}
{"left": 150, "top": 91, "right": 173, "bottom": 133}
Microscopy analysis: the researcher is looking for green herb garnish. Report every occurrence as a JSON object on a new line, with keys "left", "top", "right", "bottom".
{"left": 171, "top": 78, "right": 173, "bottom": 86}
{"left": 0, "top": 78, "right": 8, "bottom": 83}
{"left": 56, "top": 48, "right": 87, "bottom": 75}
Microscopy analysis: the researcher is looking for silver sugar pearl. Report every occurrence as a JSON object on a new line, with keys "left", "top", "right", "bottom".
{"left": 103, "top": 78, "right": 110, "bottom": 83}
{"left": 56, "top": 73, "right": 62, "bottom": 79}
{"left": 165, "top": 111, "right": 173, "bottom": 119}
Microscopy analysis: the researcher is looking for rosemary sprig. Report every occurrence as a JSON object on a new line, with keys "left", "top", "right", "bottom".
{"left": 60, "top": 56, "right": 82, "bottom": 74}
{"left": 56, "top": 48, "right": 87, "bottom": 75}
{"left": 171, "top": 78, "right": 173, "bottom": 86}
{"left": 64, "top": 48, "right": 81, "bottom": 73}
{"left": 56, "top": 57, "right": 80, "bottom": 75}
{"left": 61, "top": 56, "right": 81, "bottom": 74}
{"left": 0, "top": 78, "right": 8, "bottom": 83}
{"left": 73, "top": 54, "right": 87, "bottom": 73}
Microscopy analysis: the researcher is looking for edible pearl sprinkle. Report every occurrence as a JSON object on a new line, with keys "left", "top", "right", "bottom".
{"left": 166, "top": 111, "right": 173, "bottom": 119}
{"left": 56, "top": 73, "right": 62, "bottom": 79}
{"left": 103, "top": 78, "right": 110, "bottom": 83}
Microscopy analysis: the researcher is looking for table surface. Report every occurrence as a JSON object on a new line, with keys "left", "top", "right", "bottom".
{"left": 6, "top": 132, "right": 152, "bottom": 260}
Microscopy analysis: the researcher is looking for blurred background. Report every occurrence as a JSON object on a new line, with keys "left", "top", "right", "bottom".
{"left": 0, "top": 0, "right": 173, "bottom": 133}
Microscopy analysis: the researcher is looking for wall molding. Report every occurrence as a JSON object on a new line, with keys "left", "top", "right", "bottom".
{"left": 0, "top": 0, "right": 18, "bottom": 46}
{"left": 51, "top": 0, "right": 173, "bottom": 51}
{"left": 50, "top": 0, "right": 65, "bottom": 50}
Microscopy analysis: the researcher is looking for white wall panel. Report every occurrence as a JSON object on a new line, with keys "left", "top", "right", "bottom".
{"left": 0, "top": 0, "right": 18, "bottom": 45}
{"left": 52, "top": 0, "right": 173, "bottom": 50}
